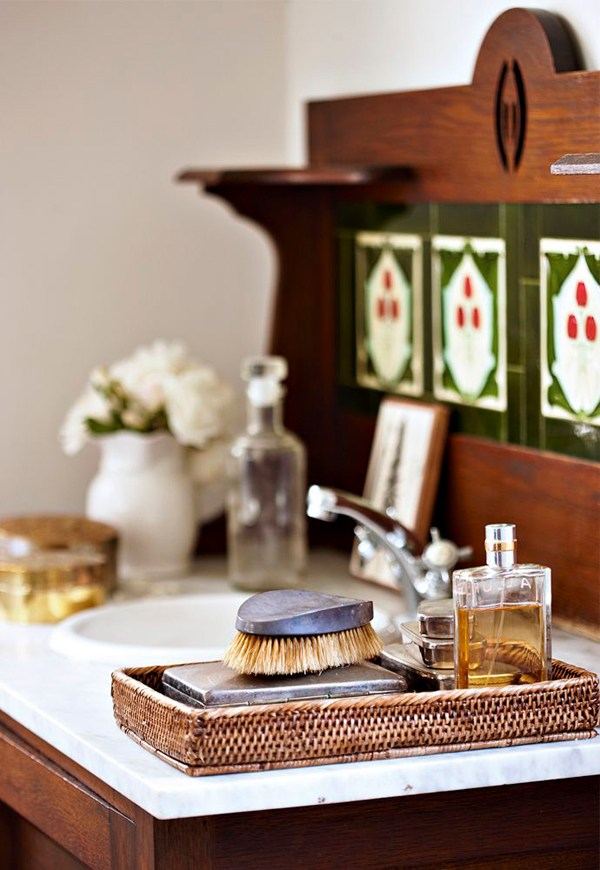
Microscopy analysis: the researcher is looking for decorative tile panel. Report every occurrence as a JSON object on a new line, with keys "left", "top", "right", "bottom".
{"left": 336, "top": 203, "right": 600, "bottom": 461}
{"left": 432, "top": 236, "right": 507, "bottom": 410}
{"left": 540, "top": 239, "right": 600, "bottom": 425}
{"left": 355, "top": 232, "right": 423, "bottom": 395}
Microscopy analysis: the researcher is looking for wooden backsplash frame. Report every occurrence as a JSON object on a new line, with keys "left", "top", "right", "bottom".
{"left": 180, "top": 9, "right": 600, "bottom": 634}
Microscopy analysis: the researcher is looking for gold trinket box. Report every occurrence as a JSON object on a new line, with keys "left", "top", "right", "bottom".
{"left": 0, "top": 515, "right": 118, "bottom": 593}
{"left": 0, "top": 551, "right": 108, "bottom": 623}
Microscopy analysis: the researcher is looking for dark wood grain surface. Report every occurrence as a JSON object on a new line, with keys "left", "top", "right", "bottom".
{"left": 0, "top": 710, "right": 598, "bottom": 869}
{"left": 178, "top": 167, "right": 411, "bottom": 187}
{"left": 202, "top": 777, "right": 600, "bottom": 870}
{"left": 0, "top": 720, "right": 118, "bottom": 870}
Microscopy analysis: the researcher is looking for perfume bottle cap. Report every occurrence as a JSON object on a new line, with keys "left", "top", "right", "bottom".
{"left": 484, "top": 523, "right": 516, "bottom": 567}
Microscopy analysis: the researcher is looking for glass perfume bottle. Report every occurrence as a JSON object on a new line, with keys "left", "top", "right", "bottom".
{"left": 453, "top": 524, "right": 551, "bottom": 688}
{"left": 227, "top": 356, "right": 307, "bottom": 591}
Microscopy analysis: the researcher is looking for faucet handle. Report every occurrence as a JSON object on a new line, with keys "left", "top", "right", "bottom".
{"left": 421, "top": 529, "right": 473, "bottom": 573}
{"left": 456, "top": 545, "right": 474, "bottom": 562}
{"left": 354, "top": 525, "right": 378, "bottom": 564}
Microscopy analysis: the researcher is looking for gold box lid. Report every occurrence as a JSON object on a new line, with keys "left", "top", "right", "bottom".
{"left": 0, "top": 515, "right": 118, "bottom": 548}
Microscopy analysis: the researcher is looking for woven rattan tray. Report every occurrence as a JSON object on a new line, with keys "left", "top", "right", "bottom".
{"left": 112, "top": 660, "right": 599, "bottom": 776}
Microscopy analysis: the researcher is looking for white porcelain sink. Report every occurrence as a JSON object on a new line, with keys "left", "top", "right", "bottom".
{"left": 49, "top": 591, "right": 395, "bottom": 666}
{"left": 49, "top": 593, "right": 248, "bottom": 666}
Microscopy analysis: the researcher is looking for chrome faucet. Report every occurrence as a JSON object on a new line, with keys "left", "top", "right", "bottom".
{"left": 306, "top": 485, "right": 472, "bottom": 616}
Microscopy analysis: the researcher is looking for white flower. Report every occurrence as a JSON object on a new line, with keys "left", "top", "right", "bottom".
{"left": 90, "top": 365, "right": 112, "bottom": 393}
{"left": 60, "top": 339, "right": 234, "bottom": 454}
{"left": 59, "top": 385, "right": 111, "bottom": 455}
{"left": 164, "top": 368, "right": 233, "bottom": 449}
{"left": 111, "top": 340, "right": 188, "bottom": 412}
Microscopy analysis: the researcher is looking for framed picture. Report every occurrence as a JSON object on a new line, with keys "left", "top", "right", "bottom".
{"left": 350, "top": 397, "right": 449, "bottom": 589}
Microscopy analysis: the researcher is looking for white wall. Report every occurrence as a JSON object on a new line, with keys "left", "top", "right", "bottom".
{"left": 0, "top": 0, "right": 286, "bottom": 513}
{"left": 285, "top": 0, "right": 600, "bottom": 162}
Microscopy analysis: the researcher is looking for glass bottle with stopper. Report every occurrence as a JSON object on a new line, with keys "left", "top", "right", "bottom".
{"left": 227, "top": 356, "right": 307, "bottom": 591}
{"left": 453, "top": 523, "right": 551, "bottom": 688}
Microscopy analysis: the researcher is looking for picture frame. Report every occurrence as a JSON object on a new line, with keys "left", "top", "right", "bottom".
{"left": 350, "top": 397, "right": 450, "bottom": 589}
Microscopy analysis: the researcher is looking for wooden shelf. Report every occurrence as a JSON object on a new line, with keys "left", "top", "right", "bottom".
{"left": 177, "top": 166, "right": 411, "bottom": 188}
{"left": 551, "top": 152, "right": 600, "bottom": 175}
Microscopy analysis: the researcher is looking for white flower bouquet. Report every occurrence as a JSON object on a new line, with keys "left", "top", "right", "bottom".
{"left": 61, "top": 340, "right": 234, "bottom": 455}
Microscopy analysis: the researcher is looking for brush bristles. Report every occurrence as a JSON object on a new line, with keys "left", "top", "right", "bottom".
{"left": 222, "top": 624, "right": 383, "bottom": 676}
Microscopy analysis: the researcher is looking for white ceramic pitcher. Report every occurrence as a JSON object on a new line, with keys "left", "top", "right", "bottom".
{"left": 86, "top": 432, "right": 197, "bottom": 581}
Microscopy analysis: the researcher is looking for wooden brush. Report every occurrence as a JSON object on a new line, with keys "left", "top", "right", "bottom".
{"left": 222, "top": 589, "right": 382, "bottom": 676}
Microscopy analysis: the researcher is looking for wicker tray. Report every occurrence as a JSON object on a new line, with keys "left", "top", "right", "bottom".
{"left": 112, "top": 660, "right": 599, "bottom": 776}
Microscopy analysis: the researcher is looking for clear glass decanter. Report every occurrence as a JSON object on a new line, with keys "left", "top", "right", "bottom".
{"left": 227, "top": 356, "right": 307, "bottom": 591}
{"left": 453, "top": 524, "right": 552, "bottom": 688}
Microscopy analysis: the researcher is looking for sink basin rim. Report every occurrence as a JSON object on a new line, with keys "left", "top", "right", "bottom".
{"left": 48, "top": 590, "right": 396, "bottom": 667}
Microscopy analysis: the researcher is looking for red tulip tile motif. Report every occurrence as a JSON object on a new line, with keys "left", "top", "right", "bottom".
{"left": 432, "top": 236, "right": 506, "bottom": 410}
{"left": 541, "top": 241, "right": 600, "bottom": 423}
{"left": 355, "top": 232, "right": 423, "bottom": 396}
{"left": 366, "top": 248, "right": 411, "bottom": 383}
{"left": 442, "top": 252, "right": 495, "bottom": 399}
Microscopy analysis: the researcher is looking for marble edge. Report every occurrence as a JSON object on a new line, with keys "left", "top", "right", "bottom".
{"left": 1, "top": 680, "right": 598, "bottom": 820}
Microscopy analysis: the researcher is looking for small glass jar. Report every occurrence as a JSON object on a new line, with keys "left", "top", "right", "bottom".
{"left": 227, "top": 356, "right": 307, "bottom": 591}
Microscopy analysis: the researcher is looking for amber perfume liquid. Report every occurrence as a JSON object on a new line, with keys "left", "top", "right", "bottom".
{"left": 453, "top": 524, "right": 551, "bottom": 689}
{"left": 457, "top": 603, "right": 547, "bottom": 688}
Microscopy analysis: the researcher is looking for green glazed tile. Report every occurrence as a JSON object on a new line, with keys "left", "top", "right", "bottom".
{"left": 523, "top": 280, "right": 541, "bottom": 448}
{"left": 543, "top": 418, "right": 600, "bottom": 462}
{"left": 449, "top": 405, "right": 505, "bottom": 441}
{"left": 507, "top": 368, "right": 525, "bottom": 446}
{"left": 335, "top": 202, "right": 430, "bottom": 235}
{"left": 505, "top": 204, "right": 522, "bottom": 366}
{"left": 337, "top": 236, "right": 356, "bottom": 387}
{"left": 421, "top": 239, "right": 434, "bottom": 395}
{"left": 336, "top": 384, "right": 384, "bottom": 417}
{"left": 353, "top": 231, "right": 424, "bottom": 396}
{"left": 431, "top": 235, "right": 507, "bottom": 412}
{"left": 519, "top": 204, "right": 541, "bottom": 281}
{"left": 437, "top": 204, "right": 500, "bottom": 238}
{"left": 539, "top": 240, "right": 600, "bottom": 428}
{"left": 540, "top": 204, "right": 600, "bottom": 241}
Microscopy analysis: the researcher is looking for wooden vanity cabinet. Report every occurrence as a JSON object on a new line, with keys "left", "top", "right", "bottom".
{"left": 0, "top": 711, "right": 598, "bottom": 870}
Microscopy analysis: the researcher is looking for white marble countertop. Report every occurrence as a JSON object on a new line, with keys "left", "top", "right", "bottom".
{"left": 0, "top": 551, "right": 598, "bottom": 820}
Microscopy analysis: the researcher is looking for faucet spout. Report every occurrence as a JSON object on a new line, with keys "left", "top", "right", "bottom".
{"left": 307, "top": 486, "right": 423, "bottom": 613}
{"left": 307, "top": 485, "right": 471, "bottom": 617}
{"left": 307, "top": 486, "right": 420, "bottom": 548}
